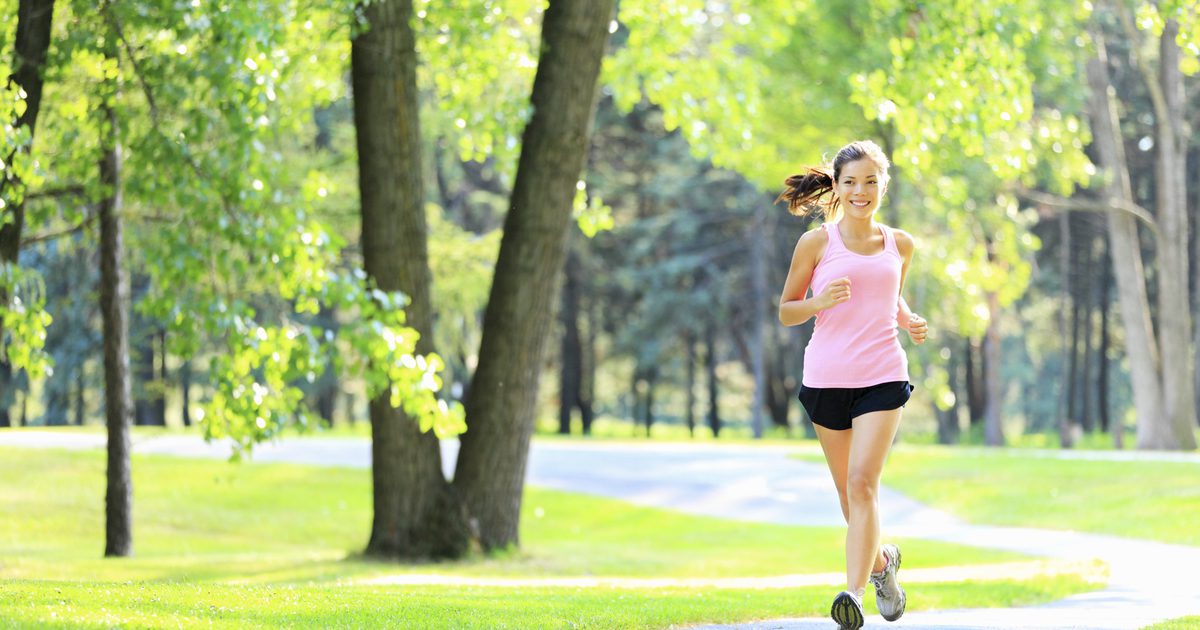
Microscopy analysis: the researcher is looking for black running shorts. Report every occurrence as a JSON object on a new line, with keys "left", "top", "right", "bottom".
{"left": 797, "top": 381, "right": 914, "bottom": 431}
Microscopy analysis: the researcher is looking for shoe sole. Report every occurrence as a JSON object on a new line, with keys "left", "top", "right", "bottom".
{"left": 881, "top": 545, "right": 906, "bottom": 622}
{"left": 831, "top": 592, "right": 864, "bottom": 630}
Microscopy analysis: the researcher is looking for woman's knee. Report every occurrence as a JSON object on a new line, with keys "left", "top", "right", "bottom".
{"left": 846, "top": 468, "right": 879, "bottom": 503}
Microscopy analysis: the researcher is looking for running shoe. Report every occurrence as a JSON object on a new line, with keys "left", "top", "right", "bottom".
{"left": 830, "top": 590, "right": 865, "bottom": 630}
{"left": 870, "top": 543, "right": 906, "bottom": 622}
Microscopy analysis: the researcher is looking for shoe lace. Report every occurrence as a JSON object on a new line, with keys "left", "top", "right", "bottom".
{"left": 870, "top": 560, "right": 893, "bottom": 596}
{"left": 869, "top": 571, "right": 886, "bottom": 592}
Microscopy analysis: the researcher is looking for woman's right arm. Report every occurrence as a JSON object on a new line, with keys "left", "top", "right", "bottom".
{"left": 778, "top": 228, "right": 846, "bottom": 326}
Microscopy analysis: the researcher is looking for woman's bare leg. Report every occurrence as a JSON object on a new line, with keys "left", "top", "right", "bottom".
{"left": 814, "top": 423, "right": 889, "bottom": 576}
{"left": 843, "top": 408, "right": 902, "bottom": 594}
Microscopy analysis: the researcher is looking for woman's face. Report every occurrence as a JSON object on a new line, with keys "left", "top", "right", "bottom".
{"left": 834, "top": 158, "right": 886, "bottom": 220}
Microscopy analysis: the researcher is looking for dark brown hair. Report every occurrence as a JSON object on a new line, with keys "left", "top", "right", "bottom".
{"left": 776, "top": 140, "right": 891, "bottom": 220}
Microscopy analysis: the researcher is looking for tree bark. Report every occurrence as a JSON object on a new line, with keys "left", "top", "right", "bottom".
{"left": 453, "top": 0, "right": 614, "bottom": 551}
{"left": 99, "top": 87, "right": 132, "bottom": 558}
{"left": 352, "top": 0, "right": 468, "bottom": 559}
{"left": 1150, "top": 19, "right": 1196, "bottom": 449}
{"left": 1085, "top": 25, "right": 1169, "bottom": 448}
{"left": 0, "top": 0, "right": 55, "bottom": 425}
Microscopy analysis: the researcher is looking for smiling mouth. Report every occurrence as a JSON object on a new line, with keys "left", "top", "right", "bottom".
{"left": 849, "top": 200, "right": 870, "bottom": 207}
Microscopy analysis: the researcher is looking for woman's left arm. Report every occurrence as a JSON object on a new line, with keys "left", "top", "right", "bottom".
{"left": 895, "top": 230, "right": 928, "bottom": 345}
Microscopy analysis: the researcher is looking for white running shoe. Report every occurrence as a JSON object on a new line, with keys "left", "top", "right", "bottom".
{"left": 830, "top": 590, "right": 865, "bottom": 630}
{"left": 870, "top": 543, "right": 907, "bottom": 622}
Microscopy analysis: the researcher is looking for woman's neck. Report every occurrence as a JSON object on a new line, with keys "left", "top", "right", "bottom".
{"left": 838, "top": 216, "right": 878, "bottom": 240}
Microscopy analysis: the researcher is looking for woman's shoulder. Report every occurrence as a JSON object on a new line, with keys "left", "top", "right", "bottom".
{"left": 791, "top": 223, "right": 830, "bottom": 266}
{"left": 796, "top": 223, "right": 830, "bottom": 250}
{"left": 882, "top": 224, "right": 915, "bottom": 255}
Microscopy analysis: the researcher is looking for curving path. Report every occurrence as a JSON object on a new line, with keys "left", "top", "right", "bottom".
{"left": 2, "top": 431, "right": 1197, "bottom": 629}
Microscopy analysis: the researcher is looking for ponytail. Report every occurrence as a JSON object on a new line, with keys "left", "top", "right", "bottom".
{"left": 778, "top": 140, "right": 892, "bottom": 222}
{"left": 776, "top": 166, "right": 839, "bottom": 220}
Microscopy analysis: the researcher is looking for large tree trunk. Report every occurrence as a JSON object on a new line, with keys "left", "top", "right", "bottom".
{"left": 352, "top": 0, "right": 468, "bottom": 559}
{"left": 1085, "top": 26, "right": 1169, "bottom": 448}
{"left": 1150, "top": 19, "right": 1196, "bottom": 449}
{"left": 99, "top": 84, "right": 132, "bottom": 558}
{"left": 452, "top": 0, "right": 614, "bottom": 551}
{"left": 0, "top": 0, "right": 55, "bottom": 427}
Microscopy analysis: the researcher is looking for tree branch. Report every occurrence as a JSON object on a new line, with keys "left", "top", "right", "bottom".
{"left": 21, "top": 211, "right": 97, "bottom": 246}
{"left": 24, "top": 185, "right": 86, "bottom": 201}
{"left": 1016, "top": 187, "right": 1159, "bottom": 236}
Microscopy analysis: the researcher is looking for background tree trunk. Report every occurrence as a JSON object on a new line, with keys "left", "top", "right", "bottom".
{"left": 685, "top": 331, "right": 696, "bottom": 437}
{"left": 749, "top": 203, "right": 766, "bottom": 438}
{"left": 99, "top": 75, "right": 132, "bottom": 558}
{"left": 352, "top": 0, "right": 468, "bottom": 560}
{"left": 558, "top": 247, "right": 582, "bottom": 435}
{"left": 1085, "top": 25, "right": 1169, "bottom": 448}
{"left": 706, "top": 322, "right": 721, "bottom": 437}
{"left": 983, "top": 291, "right": 1005, "bottom": 446}
{"left": 1150, "top": 19, "right": 1196, "bottom": 449}
{"left": 1059, "top": 211, "right": 1074, "bottom": 447}
{"left": 453, "top": 0, "right": 616, "bottom": 551}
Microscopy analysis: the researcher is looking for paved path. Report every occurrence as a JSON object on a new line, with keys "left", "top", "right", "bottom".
{"left": 2, "top": 430, "right": 1197, "bottom": 629}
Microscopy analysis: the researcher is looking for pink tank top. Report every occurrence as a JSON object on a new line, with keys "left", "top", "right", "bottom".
{"left": 802, "top": 222, "right": 909, "bottom": 388}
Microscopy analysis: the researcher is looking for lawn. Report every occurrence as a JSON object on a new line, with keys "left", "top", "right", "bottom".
{"left": 827, "top": 445, "right": 1200, "bottom": 546}
{"left": 0, "top": 445, "right": 1100, "bottom": 628}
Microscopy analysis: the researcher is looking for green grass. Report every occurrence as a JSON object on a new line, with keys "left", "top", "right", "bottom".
{"left": 851, "top": 445, "right": 1200, "bottom": 546}
{"left": 0, "top": 446, "right": 1101, "bottom": 628}
{"left": 0, "top": 578, "right": 1098, "bottom": 629}
{"left": 1143, "top": 616, "right": 1200, "bottom": 629}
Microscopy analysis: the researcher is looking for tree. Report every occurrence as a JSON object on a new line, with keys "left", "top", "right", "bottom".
{"left": 97, "top": 10, "right": 131, "bottom": 556}
{"left": 0, "top": 0, "right": 56, "bottom": 426}
{"left": 351, "top": 0, "right": 468, "bottom": 559}
{"left": 453, "top": 0, "right": 616, "bottom": 550}
{"left": 1084, "top": 1, "right": 1197, "bottom": 450}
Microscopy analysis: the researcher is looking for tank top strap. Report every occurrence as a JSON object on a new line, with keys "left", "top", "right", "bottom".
{"left": 881, "top": 224, "right": 899, "bottom": 255}
{"left": 824, "top": 221, "right": 845, "bottom": 252}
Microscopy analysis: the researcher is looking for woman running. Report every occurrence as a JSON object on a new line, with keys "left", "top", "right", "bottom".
{"left": 777, "top": 140, "right": 928, "bottom": 629}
